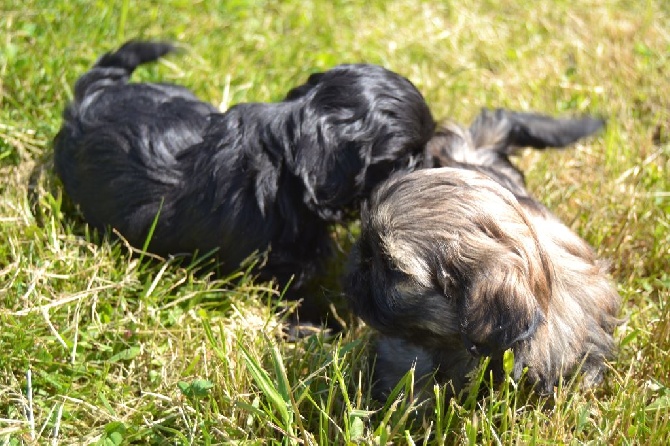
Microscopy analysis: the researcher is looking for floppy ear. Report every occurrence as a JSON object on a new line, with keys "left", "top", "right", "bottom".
{"left": 470, "top": 108, "right": 606, "bottom": 154}
{"left": 283, "top": 72, "right": 324, "bottom": 101}
{"left": 456, "top": 254, "right": 549, "bottom": 357}
{"left": 432, "top": 207, "right": 554, "bottom": 357}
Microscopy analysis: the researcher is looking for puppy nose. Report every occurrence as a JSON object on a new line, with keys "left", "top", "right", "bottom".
{"left": 462, "top": 335, "right": 483, "bottom": 357}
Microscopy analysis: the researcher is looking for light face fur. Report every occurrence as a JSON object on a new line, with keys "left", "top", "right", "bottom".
{"left": 346, "top": 166, "right": 621, "bottom": 398}
{"left": 54, "top": 41, "right": 435, "bottom": 304}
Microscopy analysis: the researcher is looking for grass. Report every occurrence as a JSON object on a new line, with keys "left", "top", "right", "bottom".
{"left": 1, "top": 0, "right": 669, "bottom": 444}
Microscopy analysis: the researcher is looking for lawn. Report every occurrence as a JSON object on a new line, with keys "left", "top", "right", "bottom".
{"left": 1, "top": 0, "right": 669, "bottom": 444}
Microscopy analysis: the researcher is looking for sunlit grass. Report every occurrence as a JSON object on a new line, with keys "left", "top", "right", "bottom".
{"left": 1, "top": 0, "right": 669, "bottom": 444}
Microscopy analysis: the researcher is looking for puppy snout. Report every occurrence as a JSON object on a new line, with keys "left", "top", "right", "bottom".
{"left": 462, "top": 334, "right": 491, "bottom": 357}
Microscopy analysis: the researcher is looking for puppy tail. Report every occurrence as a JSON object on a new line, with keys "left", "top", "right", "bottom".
{"left": 71, "top": 40, "right": 177, "bottom": 104}
{"left": 94, "top": 40, "right": 177, "bottom": 73}
{"left": 470, "top": 108, "right": 606, "bottom": 154}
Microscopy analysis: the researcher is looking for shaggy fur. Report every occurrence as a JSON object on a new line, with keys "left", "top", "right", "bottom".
{"left": 346, "top": 115, "right": 620, "bottom": 399}
{"left": 54, "top": 41, "right": 435, "bottom": 296}
{"left": 424, "top": 108, "right": 605, "bottom": 195}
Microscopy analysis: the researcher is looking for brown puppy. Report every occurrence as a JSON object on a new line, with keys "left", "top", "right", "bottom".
{"left": 346, "top": 144, "right": 620, "bottom": 398}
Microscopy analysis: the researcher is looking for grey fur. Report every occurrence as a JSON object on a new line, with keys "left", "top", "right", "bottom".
{"left": 346, "top": 113, "right": 619, "bottom": 398}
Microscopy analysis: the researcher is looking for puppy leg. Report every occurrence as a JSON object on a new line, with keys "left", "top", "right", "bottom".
{"left": 374, "top": 337, "right": 479, "bottom": 402}
{"left": 373, "top": 336, "right": 439, "bottom": 402}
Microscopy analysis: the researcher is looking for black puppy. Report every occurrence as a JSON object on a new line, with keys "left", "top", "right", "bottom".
{"left": 54, "top": 41, "right": 435, "bottom": 301}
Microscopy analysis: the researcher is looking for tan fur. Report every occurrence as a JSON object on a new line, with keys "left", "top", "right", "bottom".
{"left": 346, "top": 167, "right": 621, "bottom": 397}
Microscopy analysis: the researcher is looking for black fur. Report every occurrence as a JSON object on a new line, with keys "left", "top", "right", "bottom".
{"left": 54, "top": 40, "right": 435, "bottom": 295}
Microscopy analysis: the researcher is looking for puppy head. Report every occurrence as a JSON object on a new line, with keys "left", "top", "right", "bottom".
{"left": 285, "top": 64, "right": 435, "bottom": 221}
{"left": 345, "top": 168, "right": 552, "bottom": 355}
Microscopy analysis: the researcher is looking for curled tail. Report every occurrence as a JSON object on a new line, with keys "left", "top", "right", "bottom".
{"left": 72, "top": 40, "right": 176, "bottom": 103}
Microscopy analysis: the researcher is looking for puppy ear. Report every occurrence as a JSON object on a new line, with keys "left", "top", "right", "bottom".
{"left": 284, "top": 72, "right": 325, "bottom": 101}
{"left": 433, "top": 209, "right": 553, "bottom": 357}
{"left": 456, "top": 255, "right": 549, "bottom": 357}
{"left": 470, "top": 108, "right": 606, "bottom": 153}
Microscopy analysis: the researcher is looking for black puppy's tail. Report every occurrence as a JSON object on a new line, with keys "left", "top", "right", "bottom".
{"left": 72, "top": 40, "right": 176, "bottom": 103}
{"left": 95, "top": 40, "right": 175, "bottom": 72}
{"left": 470, "top": 108, "right": 605, "bottom": 154}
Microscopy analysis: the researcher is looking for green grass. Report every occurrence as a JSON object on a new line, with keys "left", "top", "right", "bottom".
{"left": 1, "top": 0, "right": 669, "bottom": 444}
